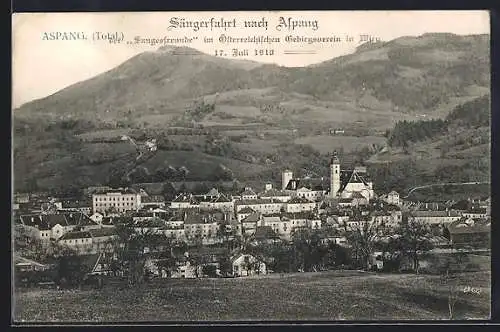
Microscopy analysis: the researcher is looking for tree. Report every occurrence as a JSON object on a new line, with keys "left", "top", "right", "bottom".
{"left": 161, "top": 182, "right": 177, "bottom": 201}
{"left": 114, "top": 224, "right": 169, "bottom": 286}
{"left": 218, "top": 252, "right": 232, "bottom": 277}
{"left": 202, "top": 264, "right": 218, "bottom": 278}
{"left": 341, "top": 219, "right": 386, "bottom": 270}
{"left": 291, "top": 228, "right": 324, "bottom": 272}
{"left": 395, "top": 216, "right": 434, "bottom": 274}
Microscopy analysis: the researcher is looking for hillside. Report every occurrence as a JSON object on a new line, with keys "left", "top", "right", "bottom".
{"left": 13, "top": 33, "right": 491, "bottom": 193}
{"left": 367, "top": 95, "right": 490, "bottom": 199}
{"left": 290, "top": 33, "right": 489, "bottom": 114}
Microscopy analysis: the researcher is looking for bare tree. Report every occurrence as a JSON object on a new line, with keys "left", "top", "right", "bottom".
{"left": 395, "top": 216, "right": 434, "bottom": 274}
{"left": 341, "top": 218, "right": 386, "bottom": 270}
{"left": 114, "top": 224, "right": 169, "bottom": 286}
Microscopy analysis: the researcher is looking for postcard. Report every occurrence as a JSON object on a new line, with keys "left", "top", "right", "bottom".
{"left": 12, "top": 11, "right": 491, "bottom": 323}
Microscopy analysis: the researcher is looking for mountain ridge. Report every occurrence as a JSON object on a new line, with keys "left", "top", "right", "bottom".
{"left": 12, "top": 33, "right": 491, "bottom": 194}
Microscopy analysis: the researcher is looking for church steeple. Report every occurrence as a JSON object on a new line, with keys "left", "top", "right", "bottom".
{"left": 330, "top": 150, "right": 340, "bottom": 165}
{"left": 330, "top": 150, "right": 341, "bottom": 198}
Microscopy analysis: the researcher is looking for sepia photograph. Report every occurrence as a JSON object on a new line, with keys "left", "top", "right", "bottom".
{"left": 11, "top": 10, "right": 491, "bottom": 323}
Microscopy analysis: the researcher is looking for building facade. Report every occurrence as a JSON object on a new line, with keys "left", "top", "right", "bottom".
{"left": 92, "top": 189, "right": 141, "bottom": 214}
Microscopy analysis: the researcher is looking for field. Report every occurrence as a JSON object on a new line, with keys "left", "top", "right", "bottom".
{"left": 13, "top": 270, "right": 490, "bottom": 322}
{"left": 294, "top": 135, "right": 386, "bottom": 154}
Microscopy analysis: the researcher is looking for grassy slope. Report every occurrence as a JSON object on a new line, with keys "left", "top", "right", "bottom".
{"left": 13, "top": 270, "right": 490, "bottom": 322}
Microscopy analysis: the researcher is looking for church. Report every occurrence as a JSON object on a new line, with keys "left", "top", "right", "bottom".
{"left": 281, "top": 152, "right": 375, "bottom": 202}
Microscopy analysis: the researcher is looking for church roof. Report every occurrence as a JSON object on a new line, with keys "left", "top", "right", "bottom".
{"left": 285, "top": 178, "right": 328, "bottom": 191}
{"left": 339, "top": 170, "right": 370, "bottom": 193}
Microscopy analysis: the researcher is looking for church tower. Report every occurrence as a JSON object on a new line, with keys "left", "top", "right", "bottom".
{"left": 330, "top": 152, "right": 341, "bottom": 198}
{"left": 282, "top": 169, "right": 293, "bottom": 191}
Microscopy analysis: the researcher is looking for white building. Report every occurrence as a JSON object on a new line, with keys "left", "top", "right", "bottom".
{"left": 285, "top": 196, "right": 316, "bottom": 213}
{"left": 240, "top": 187, "right": 258, "bottom": 200}
{"left": 235, "top": 199, "right": 284, "bottom": 215}
{"left": 387, "top": 191, "right": 400, "bottom": 206}
{"left": 18, "top": 212, "right": 100, "bottom": 241}
{"left": 231, "top": 254, "right": 267, "bottom": 277}
{"left": 170, "top": 194, "right": 200, "bottom": 209}
{"left": 411, "top": 210, "right": 462, "bottom": 225}
{"left": 198, "top": 194, "right": 234, "bottom": 212}
{"left": 92, "top": 188, "right": 141, "bottom": 214}
{"left": 237, "top": 207, "right": 257, "bottom": 222}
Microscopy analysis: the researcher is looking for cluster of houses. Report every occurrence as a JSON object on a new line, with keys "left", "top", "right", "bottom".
{"left": 13, "top": 153, "right": 491, "bottom": 279}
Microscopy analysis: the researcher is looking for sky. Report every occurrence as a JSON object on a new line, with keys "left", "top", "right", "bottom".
{"left": 12, "top": 11, "right": 489, "bottom": 108}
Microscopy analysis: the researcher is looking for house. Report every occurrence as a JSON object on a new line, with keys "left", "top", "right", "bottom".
{"left": 319, "top": 235, "right": 348, "bottom": 246}
{"left": 59, "top": 200, "right": 92, "bottom": 215}
{"left": 58, "top": 253, "right": 115, "bottom": 278}
{"left": 170, "top": 194, "right": 200, "bottom": 209}
{"left": 18, "top": 212, "right": 100, "bottom": 241}
{"left": 171, "top": 260, "right": 197, "bottom": 279}
{"left": 183, "top": 210, "right": 220, "bottom": 241}
{"left": 92, "top": 188, "right": 142, "bottom": 215}
{"left": 163, "top": 213, "right": 186, "bottom": 240}
{"left": 370, "top": 209, "right": 402, "bottom": 229}
{"left": 462, "top": 208, "right": 489, "bottom": 219}
{"left": 85, "top": 252, "right": 115, "bottom": 276}
{"left": 285, "top": 196, "right": 316, "bottom": 213}
{"left": 250, "top": 226, "right": 281, "bottom": 245}
{"left": 237, "top": 206, "right": 256, "bottom": 222}
{"left": 235, "top": 198, "right": 284, "bottom": 215}
{"left": 199, "top": 193, "right": 234, "bottom": 212}
{"left": 338, "top": 198, "right": 354, "bottom": 208}
{"left": 206, "top": 188, "right": 220, "bottom": 199}
{"left": 262, "top": 211, "right": 322, "bottom": 238}
{"left": 262, "top": 215, "right": 292, "bottom": 240}
{"left": 240, "top": 187, "right": 258, "bottom": 200}
{"left": 411, "top": 210, "right": 462, "bottom": 225}
{"left": 284, "top": 177, "right": 328, "bottom": 202}
{"left": 140, "top": 195, "right": 166, "bottom": 209}
{"left": 241, "top": 212, "right": 261, "bottom": 235}
{"left": 447, "top": 218, "right": 490, "bottom": 248}
{"left": 14, "top": 255, "right": 51, "bottom": 272}
{"left": 258, "top": 188, "right": 292, "bottom": 202}
{"left": 89, "top": 212, "right": 104, "bottom": 224}
{"left": 57, "top": 230, "right": 93, "bottom": 247}
{"left": 57, "top": 227, "right": 118, "bottom": 253}
{"left": 387, "top": 191, "right": 400, "bottom": 206}
{"left": 231, "top": 253, "right": 267, "bottom": 277}
{"left": 133, "top": 217, "right": 167, "bottom": 234}
{"left": 353, "top": 192, "right": 370, "bottom": 206}
{"left": 14, "top": 193, "right": 30, "bottom": 204}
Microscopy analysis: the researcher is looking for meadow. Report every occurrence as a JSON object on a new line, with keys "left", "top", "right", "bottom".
{"left": 13, "top": 270, "right": 490, "bottom": 323}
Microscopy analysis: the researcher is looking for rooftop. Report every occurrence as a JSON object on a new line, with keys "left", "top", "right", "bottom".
{"left": 241, "top": 212, "right": 261, "bottom": 223}
{"left": 19, "top": 212, "right": 98, "bottom": 230}
{"left": 141, "top": 195, "right": 166, "bottom": 204}
{"left": 413, "top": 210, "right": 461, "bottom": 218}
{"left": 238, "top": 207, "right": 256, "bottom": 214}
{"left": 93, "top": 188, "right": 137, "bottom": 196}
{"left": 288, "top": 196, "right": 315, "bottom": 204}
